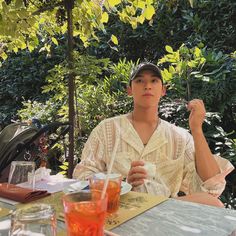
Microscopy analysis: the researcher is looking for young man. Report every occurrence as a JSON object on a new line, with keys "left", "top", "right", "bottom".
{"left": 73, "top": 62, "right": 234, "bottom": 207}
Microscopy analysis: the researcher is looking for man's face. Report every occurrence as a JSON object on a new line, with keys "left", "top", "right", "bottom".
{"left": 128, "top": 70, "right": 166, "bottom": 108}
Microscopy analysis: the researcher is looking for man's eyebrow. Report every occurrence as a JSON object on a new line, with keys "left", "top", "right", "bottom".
{"left": 134, "top": 74, "right": 143, "bottom": 78}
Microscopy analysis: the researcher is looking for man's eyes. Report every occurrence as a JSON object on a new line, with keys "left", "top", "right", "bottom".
{"left": 135, "top": 78, "right": 160, "bottom": 83}
{"left": 135, "top": 79, "right": 143, "bottom": 83}
{"left": 152, "top": 79, "right": 160, "bottom": 83}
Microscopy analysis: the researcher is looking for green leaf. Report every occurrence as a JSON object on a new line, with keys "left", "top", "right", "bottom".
{"left": 28, "top": 44, "right": 34, "bottom": 52}
{"left": 187, "top": 61, "right": 195, "bottom": 68}
{"left": 0, "top": 51, "right": 8, "bottom": 60}
{"left": 108, "top": 0, "right": 121, "bottom": 7}
{"left": 145, "top": 5, "right": 155, "bottom": 20}
{"left": 194, "top": 47, "right": 201, "bottom": 57}
{"left": 165, "top": 45, "right": 173, "bottom": 53}
{"left": 51, "top": 37, "right": 58, "bottom": 46}
{"left": 189, "top": 0, "right": 194, "bottom": 8}
{"left": 162, "top": 68, "right": 172, "bottom": 81}
{"left": 59, "top": 165, "right": 68, "bottom": 170}
{"left": 101, "top": 12, "right": 109, "bottom": 23}
{"left": 169, "top": 66, "right": 175, "bottom": 73}
{"left": 20, "top": 41, "right": 27, "bottom": 49}
{"left": 137, "top": 15, "right": 145, "bottom": 24}
{"left": 110, "top": 46, "right": 118, "bottom": 51}
{"left": 130, "top": 18, "right": 138, "bottom": 29}
{"left": 137, "top": 1, "right": 145, "bottom": 8}
{"left": 59, "top": 171, "right": 67, "bottom": 175}
{"left": 202, "top": 76, "right": 210, "bottom": 82}
{"left": 13, "top": 47, "right": 19, "bottom": 53}
{"left": 61, "top": 23, "right": 67, "bottom": 34}
{"left": 111, "top": 34, "right": 118, "bottom": 45}
{"left": 63, "top": 162, "right": 69, "bottom": 166}
{"left": 15, "top": 0, "right": 23, "bottom": 8}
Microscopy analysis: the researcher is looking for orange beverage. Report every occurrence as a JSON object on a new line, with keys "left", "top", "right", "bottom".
{"left": 63, "top": 190, "right": 107, "bottom": 236}
{"left": 89, "top": 173, "right": 122, "bottom": 214}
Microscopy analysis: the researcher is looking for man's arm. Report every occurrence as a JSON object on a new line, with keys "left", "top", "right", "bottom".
{"left": 188, "top": 99, "right": 220, "bottom": 182}
{"left": 73, "top": 125, "right": 106, "bottom": 179}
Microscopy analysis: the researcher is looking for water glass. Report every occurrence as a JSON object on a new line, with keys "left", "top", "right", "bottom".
{"left": 9, "top": 203, "right": 56, "bottom": 236}
{"left": 8, "top": 161, "right": 35, "bottom": 189}
{"left": 89, "top": 173, "right": 122, "bottom": 214}
{"left": 63, "top": 190, "right": 107, "bottom": 236}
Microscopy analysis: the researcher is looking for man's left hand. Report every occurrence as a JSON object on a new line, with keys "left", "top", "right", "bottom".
{"left": 187, "top": 99, "right": 206, "bottom": 133}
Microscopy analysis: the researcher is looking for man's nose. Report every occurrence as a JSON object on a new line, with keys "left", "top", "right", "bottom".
{"left": 144, "top": 82, "right": 151, "bottom": 90}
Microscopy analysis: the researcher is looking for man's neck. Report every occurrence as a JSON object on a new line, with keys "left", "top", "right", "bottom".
{"left": 132, "top": 107, "right": 159, "bottom": 123}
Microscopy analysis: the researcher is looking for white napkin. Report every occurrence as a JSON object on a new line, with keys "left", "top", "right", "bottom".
{"left": 29, "top": 167, "right": 51, "bottom": 183}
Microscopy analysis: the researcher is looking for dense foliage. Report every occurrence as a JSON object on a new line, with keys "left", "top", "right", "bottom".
{"left": 0, "top": 47, "right": 65, "bottom": 126}
{"left": 86, "top": 0, "right": 236, "bottom": 61}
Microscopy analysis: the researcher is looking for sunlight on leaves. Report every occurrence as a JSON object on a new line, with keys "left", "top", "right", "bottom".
{"left": 165, "top": 45, "right": 173, "bottom": 53}
{"left": 144, "top": 5, "right": 155, "bottom": 20}
{"left": 108, "top": 0, "right": 121, "bottom": 7}
{"left": 52, "top": 37, "right": 58, "bottom": 46}
{"left": 189, "top": 0, "right": 194, "bottom": 8}
{"left": 111, "top": 34, "right": 118, "bottom": 45}
{"left": 101, "top": 12, "right": 109, "bottom": 23}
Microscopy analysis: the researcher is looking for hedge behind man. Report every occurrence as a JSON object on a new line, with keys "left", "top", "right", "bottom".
{"left": 73, "top": 62, "right": 234, "bottom": 207}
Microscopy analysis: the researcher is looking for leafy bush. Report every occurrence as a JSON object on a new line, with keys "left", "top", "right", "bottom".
{"left": 0, "top": 47, "right": 65, "bottom": 126}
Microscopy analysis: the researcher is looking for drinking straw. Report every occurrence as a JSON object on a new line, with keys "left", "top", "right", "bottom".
{"left": 101, "top": 122, "right": 120, "bottom": 199}
{"left": 104, "top": 229, "right": 120, "bottom": 236}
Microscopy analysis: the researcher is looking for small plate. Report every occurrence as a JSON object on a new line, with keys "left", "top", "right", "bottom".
{"left": 64, "top": 181, "right": 132, "bottom": 195}
{"left": 120, "top": 181, "right": 132, "bottom": 195}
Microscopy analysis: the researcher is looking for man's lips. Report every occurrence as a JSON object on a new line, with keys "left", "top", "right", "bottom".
{"left": 143, "top": 93, "right": 153, "bottom": 96}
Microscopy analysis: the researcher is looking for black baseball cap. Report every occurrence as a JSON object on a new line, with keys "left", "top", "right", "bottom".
{"left": 130, "top": 62, "right": 163, "bottom": 85}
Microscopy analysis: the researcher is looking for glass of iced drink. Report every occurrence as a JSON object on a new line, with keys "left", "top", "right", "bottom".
{"left": 63, "top": 190, "right": 107, "bottom": 236}
{"left": 89, "top": 173, "right": 122, "bottom": 214}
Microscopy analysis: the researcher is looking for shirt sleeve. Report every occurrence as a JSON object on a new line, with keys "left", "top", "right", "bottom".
{"left": 181, "top": 133, "right": 234, "bottom": 197}
{"left": 72, "top": 124, "right": 106, "bottom": 180}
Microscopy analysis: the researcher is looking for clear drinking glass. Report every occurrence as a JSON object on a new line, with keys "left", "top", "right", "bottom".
{"left": 8, "top": 161, "right": 35, "bottom": 189}
{"left": 9, "top": 203, "right": 56, "bottom": 236}
{"left": 89, "top": 173, "right": 122, "bottom": 214}
{"left": 63, "top": 190, "right": 108, "bottom": 236}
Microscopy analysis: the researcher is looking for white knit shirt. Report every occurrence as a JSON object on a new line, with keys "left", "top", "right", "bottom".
{"left": 73, "top": 114, "right": 234, "bottom": 197}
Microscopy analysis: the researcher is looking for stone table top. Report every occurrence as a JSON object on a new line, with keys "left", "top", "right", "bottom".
{"left": 112, "top": 198, "right": 236, "bottom": 236}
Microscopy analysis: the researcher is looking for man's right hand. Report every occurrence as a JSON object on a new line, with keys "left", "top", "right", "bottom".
{"left": 127, "top": 161, "right": 147, "bottom": 187}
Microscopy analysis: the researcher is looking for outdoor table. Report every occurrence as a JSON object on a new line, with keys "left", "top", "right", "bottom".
{"left": 112, "top": 198, "right": 236, "bottom": 236}
{"left": 1, "top": 190, "right": 236, "bottom": 236}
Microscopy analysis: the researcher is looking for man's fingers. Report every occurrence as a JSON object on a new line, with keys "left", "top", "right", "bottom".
{"left": 188, "top": 99, "right": 204, "bottom": 106}
{"left": 128, "top": 173, "right": 146, "bottom": 183}
{"left": 127, "top": 161, "right": 147, "bottom": 187}
{"left": 187, "top": 99, "right": 205, "bottom": 112}
{"left": 132, "top": 180, "right": 145, "bottom": 187}
{"left": 129, "top": 166, "right": 147, "bottom": 175}
{"left": 131, "top": 160, "right": 145, "bottom": 167}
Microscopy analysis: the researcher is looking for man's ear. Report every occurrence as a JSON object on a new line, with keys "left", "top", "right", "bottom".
{"left": 161, "top": 85, "right": 167, "bottom": 97}
{"left": 127, "top": 86, "right": 133, "bottom": 96}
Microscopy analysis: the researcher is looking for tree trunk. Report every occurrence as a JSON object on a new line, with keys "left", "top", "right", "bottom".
{"left": 65, "top": 0, "right": 75, "bottom": 178}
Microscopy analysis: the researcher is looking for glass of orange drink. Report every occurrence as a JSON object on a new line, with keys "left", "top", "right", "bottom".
{"left": 89, "top": 173, "right": 122, "bottom": 215}
{"left": 63, "top": 190, "right": 107, "bottom": 236}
